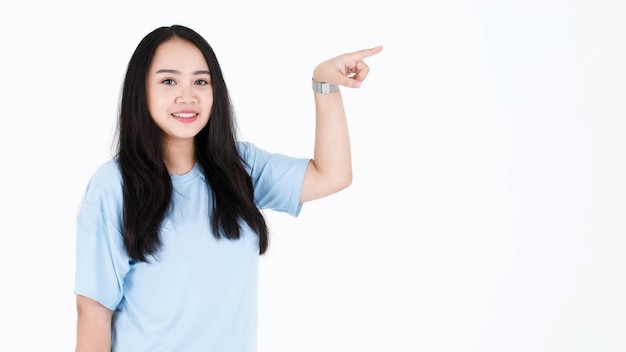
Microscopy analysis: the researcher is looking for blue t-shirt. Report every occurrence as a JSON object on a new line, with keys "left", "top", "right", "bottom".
{"left": 74, "top": 142, "right": 310, "bottom": 352}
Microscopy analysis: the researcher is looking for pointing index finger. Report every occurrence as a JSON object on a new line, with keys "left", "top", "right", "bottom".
{"left": 356, "top": 45, "right": 383, "bottom": 60}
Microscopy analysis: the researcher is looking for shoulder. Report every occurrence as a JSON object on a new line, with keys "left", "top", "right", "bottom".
{"left": 88, "top": 159, "right": 122, "bottom": 188}
{"left": 82, "top": 159, "right": 123, "bottom": 202}
{"left": 236, "top": 141, "right": 268, "bottom": 167}
{"left": 77, "top": 159, "right": 124, "bottom": 222}
{"left": 235, "top": 141, "right": 256, "bottom": 160}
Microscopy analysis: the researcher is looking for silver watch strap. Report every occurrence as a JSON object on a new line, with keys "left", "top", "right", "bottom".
{"left": 312, "top": 78, "right": 339, "bottom": 94}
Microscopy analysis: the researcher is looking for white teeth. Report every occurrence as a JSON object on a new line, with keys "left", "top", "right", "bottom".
{"left": 173, "top": 113, "right": 197, "bottom": 118}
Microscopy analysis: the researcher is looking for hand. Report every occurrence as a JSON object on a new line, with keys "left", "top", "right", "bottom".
{"left": 312, "top": 45, "right": 383, "bottom": 89}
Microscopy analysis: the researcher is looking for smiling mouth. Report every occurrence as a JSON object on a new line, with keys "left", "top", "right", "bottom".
{"left": 172, "top": 113, "right": 198, "bottom": 118}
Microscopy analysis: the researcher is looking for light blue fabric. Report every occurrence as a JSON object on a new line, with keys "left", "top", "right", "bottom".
{"left": 74, "top": 141, "right": 310, "bottom": 352}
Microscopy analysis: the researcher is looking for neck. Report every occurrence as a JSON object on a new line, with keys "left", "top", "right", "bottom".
{"left": 163, "top": 138, "right": 196, "bottom": 175}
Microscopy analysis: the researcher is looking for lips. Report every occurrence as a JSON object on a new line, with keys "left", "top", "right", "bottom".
{"left": 171, "top": 111, "right": 199, "bottom": 123}
{"left": 172, "top": 112, "right": 198, "bottom": 118}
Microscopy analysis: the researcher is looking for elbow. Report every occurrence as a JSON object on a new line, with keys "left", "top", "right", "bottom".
{"left": 326, "top": 170, "right": 352, "bottom": 195}
{"left": 345, "top": 171, "right": 353, "bottom": 189}
{"left": 337, "top": 170, "right": 352, "bottom": 192}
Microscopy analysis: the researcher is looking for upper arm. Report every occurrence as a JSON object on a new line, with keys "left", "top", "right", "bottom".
{"left": 75, "top": 295, "right": 114, "bottom": 352}
{"left": 240, "top": 142, "right": 310, "bottom": 214}
{"left": 300, "top": 160, "right": 352, "bottom": 203}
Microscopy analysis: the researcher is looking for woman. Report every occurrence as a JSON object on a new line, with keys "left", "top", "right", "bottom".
{"left": 74, "top": 24, "right": 381, "bottom": 351}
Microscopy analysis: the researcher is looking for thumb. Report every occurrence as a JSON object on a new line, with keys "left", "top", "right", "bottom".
{"left": 341, "top": 77, "right": 362, "bottom": 88}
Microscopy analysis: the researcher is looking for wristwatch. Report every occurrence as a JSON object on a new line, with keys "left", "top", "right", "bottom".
{"left": 311, "top": 78, "right": 339, "bottom": 94}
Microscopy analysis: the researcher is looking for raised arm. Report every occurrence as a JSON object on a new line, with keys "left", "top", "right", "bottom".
{"left": 300, "top": 45, "right": 383, "bottom": 203}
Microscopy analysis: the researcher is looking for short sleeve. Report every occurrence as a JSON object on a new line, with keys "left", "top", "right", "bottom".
{"left": 237, "top": 142, "right": 310, "bottom": 217}
{"left": 73, "top": 161, "right": 131, "bottom": 311}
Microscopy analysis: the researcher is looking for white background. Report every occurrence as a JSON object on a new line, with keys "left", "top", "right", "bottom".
{"left": 1, "top": 0, "right": 625, "bottom": 351}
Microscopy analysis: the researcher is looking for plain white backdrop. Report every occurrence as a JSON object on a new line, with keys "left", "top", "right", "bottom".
{"left": 1, "top": 0, "right": 624, "bottom": 351}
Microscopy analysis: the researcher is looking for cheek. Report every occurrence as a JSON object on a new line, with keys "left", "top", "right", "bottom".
{"left": 147, "top": 90, "right": 171, "bottom": 112}
{"left": 146, "top": 88, "right": 158, "bottom": 112}
{"left": 203, "top": 97, "right": 214, "bottom": 110}
{"left": 201, "top": 93, "right": 214, "bottom": 113}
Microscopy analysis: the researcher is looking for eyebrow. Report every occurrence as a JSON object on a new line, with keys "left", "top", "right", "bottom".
{"left": 155, "top": 69, "right": 211, "bottom": 75}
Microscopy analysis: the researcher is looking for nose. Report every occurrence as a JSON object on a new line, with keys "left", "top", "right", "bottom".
{"left": 176, "top": 87, "right": 197, "bottom": 104}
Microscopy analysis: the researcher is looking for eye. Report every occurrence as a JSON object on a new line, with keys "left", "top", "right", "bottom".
{"left": 161, "top": 79, "right": 176, "bottom": 85}
{"left": 195, "top": 79, "right": 210, "bottom": 86}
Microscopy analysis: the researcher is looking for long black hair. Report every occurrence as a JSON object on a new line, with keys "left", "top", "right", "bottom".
{"left": 116, "top": 25, "right": 268, "bottom": 262}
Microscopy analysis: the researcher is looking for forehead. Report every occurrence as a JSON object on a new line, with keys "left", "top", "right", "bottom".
{"left": 150, "top": 38, "right": 208, "bottom": 71}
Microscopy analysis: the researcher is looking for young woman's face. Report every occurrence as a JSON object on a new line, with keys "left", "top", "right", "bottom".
{"left": 146, "top": 38, "right": 213, "bottom": 145}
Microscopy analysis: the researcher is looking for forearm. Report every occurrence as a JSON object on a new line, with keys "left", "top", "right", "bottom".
{"left": 306, "top": 89, "right": 352, "bottom": 200}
